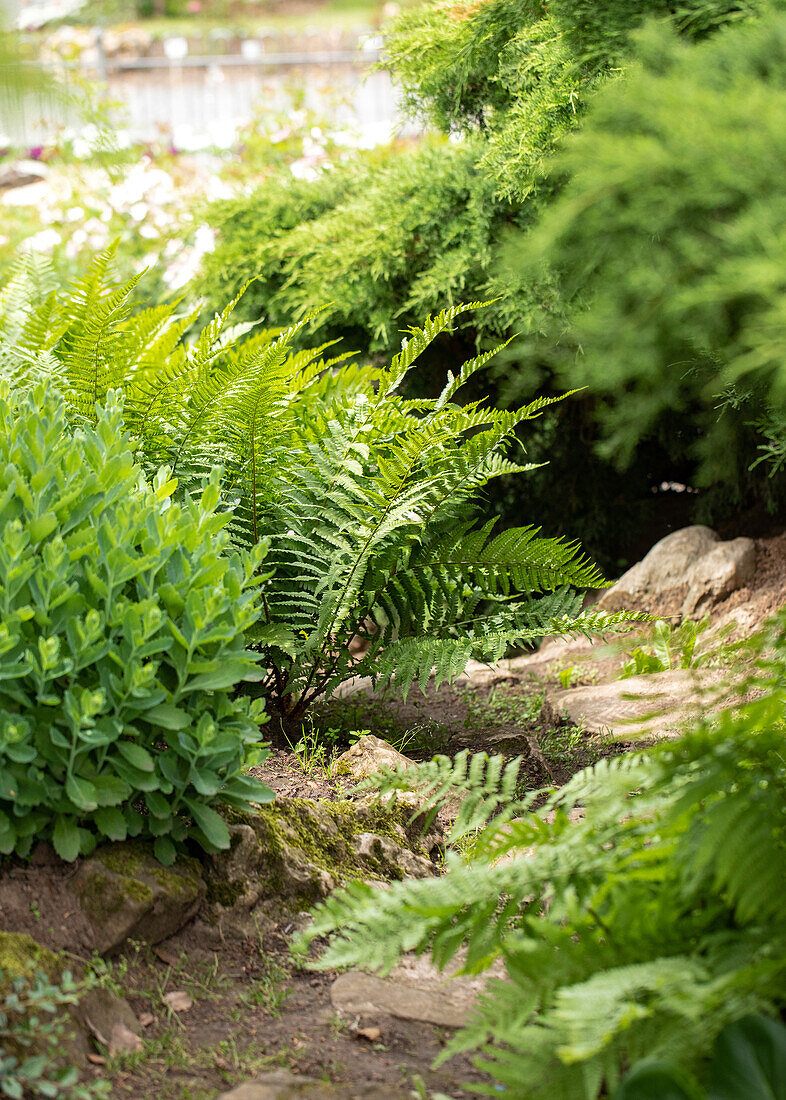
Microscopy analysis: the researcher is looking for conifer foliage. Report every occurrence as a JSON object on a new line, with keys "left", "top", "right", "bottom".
{"left": 0, "top": 252, "right": 634, "bottom": 732}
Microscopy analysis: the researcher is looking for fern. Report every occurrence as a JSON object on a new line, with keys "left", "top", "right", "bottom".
{"left": 0, "top": 255, "right": 640, "bottom": 732}
{"left": 298, "top": 609, "right": 786, "bottom": 1096}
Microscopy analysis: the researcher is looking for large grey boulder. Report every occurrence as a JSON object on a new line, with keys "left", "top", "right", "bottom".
{"left": 681, "top": 538, "right": 756, "bottom": 615}
{"left": 599, "top": 526, "right": 755, "bottom": 617}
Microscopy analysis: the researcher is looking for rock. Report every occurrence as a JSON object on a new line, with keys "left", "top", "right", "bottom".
{"left": 0, "top": 931, "right": 138, "bottom": 1068}
{"left": 74, "top": 842, "right": 205, "bottom": 954}
{"left": 336, "top": 735, "right": 454, "bottom": 842}
{"left": 219, "top": 1073, "right": 408, "bottom": 1099}
{"left": 542, "top": 668, "right": 730, "bottom": 738}
{"left": 107, "top": 1022, "right": 144, "bottom": 1056}
{"left": 330, "top": 952, "right": 503, "bottom": 1028}
{"left": 351, "top": 833, "right": 433, "bottom": 878}
{"left": 333, "top": 734, "right": 413, "bottom": 780}
{"left": 599, "top": 526, "right": 756, "bottom": 618}
{"left": 78, "top": 986, "right": 140, "bottom": 1048}
{"left": 205, "top": 798, "right": 436, "bottom": 937}
{"left": 681, "top": 537, "right": 756, "bottom": 616}
{"left": 0, "top": 931, "right": 62, "bottom": 987}
{"left": 603, "top": 525, "right": 718, "bottom": 602}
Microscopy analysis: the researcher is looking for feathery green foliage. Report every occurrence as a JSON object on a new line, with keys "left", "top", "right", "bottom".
{"left": 0, "top": 377, "right": 272, "bottom": 863}
{"left": 197, "top": 0, "right": 774, "bottom": 569}
{"left": 525, "top": 7, "right": 786, "bottom": 505}
{"left": 299, "top": 609, "right": 786, "bottom": 1096}
{"left": 0, "top": 254, "right": 637, "bottom": 732}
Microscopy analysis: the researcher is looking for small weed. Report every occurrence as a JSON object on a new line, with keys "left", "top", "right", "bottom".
{"left": 87, "top": 952, "right": 129, "bottom": 998}
{"left": 213, "top": 1037, "right": 291, "bottom": 1081}
{"left": 617, "top": 616, "right": 739, "bottom": 679}
{"left": 287, "top": 719, "right": 337, "bottom": 775}
{"left": 540, "top": 724, "right": 585, "bottom": 768}
{"left": 233, "top": 957, "right": 290, "bottom": 1019}
{"left": 558, "top": 666, "right": 575, "bottom": 689}
{"left": 327, "top": 1013, "right": 351, "bottom": 1038}
{"left": 462, "top": 684, "right": 544, "bottom": 729}
{"left": 539, "top": 723, "right": 616, "bottom": 770}
{"left": 556, "top": 664, "right": 599, "bottom": 688}
{"left": 105, "top": 1029, "right": 190, "bottom": 1075}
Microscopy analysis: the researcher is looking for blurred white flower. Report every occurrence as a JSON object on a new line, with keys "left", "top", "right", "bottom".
{"left": 23, "top": 228, "right": 62, "bottom": 252}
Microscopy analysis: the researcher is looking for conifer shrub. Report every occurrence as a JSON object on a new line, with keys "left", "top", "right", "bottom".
{"left": 0, "top": 379, "right": 272, "bottom": 864}
{"left": 194, "top": 0, "right": 773, "bottom": 568}
{"left": 0, "top": 253, "right": 637, "bottom": 737}
{"left": 525, "top": 6, "right": 786, "bottom": 506}
{"left": 300, "top": 609, "right": 786, "bottom": 1096}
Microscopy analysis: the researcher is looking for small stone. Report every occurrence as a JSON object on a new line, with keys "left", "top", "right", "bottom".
{"left": 163, "top": 990, "right": 193, "bottom": 1013}
{"left": 355, "top": 1026, "right": 381, "bottom": 1041}
{"left": 108, "top": 1022, "right": 143, "bottom": 1056}
{"left": 334, "top": 735, "right": 413, "bottom": 781}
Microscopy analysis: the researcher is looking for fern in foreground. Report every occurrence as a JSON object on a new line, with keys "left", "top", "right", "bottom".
{"left": 298, "top": 611, "right": 786, "bottom": 1096}
{"left": 0, "top": 251, "right": 638, "bottom": 732}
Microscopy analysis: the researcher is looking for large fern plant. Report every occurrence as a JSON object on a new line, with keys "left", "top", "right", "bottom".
{"left": 299, "top": 613, "right": 786, "bottom": 1097}
{"left": 0, "top": 250, "right": 633, "bottom": 732}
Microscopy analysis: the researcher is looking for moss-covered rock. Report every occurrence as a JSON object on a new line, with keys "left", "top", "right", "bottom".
{"left": 0, "top": 930, "right": 141, "bottom": 1072}
{"left": 206, "top": 796, "right": 435, "bottom": 936}
{"left": 74, "top": 841, "right": 205, "bottom": 954}
{"left": 0, "top": 931, "right": 61, "bottom": 989}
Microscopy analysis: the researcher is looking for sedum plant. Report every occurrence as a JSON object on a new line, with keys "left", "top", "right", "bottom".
{"left": 299, "top": 609, "right": 786, "bottom": 1096}
{"left": 0, "top": 252, "right": 636, "bottom": 735}
{"left": 0, "top": 379, "right": 272, "bottom": 864}
{"left": 0, "top": 966, "right": 109, "bottom": 1099}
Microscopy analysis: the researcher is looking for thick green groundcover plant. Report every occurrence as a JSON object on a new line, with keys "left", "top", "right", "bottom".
{"left": 0, "top": 381, "right": 272, "bottom": 864}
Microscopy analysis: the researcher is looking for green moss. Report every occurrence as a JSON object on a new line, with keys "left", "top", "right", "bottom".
{"left": 254, "top": 799, "right": 421, "bottom": 886}
{"left": 205, "top": 880, "right": 247, "bottom": 907}
{"left": 0, "top": 932, "right": 62, "bottom": 991}
{"left": 94, "top": 842, "right": 202, "bottom": 899}
{"left": 76, "top": 868, "right": 153, "bottom": 918}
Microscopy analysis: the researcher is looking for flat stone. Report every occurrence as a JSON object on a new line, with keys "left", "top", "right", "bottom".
{"left": 218, "top": 1073, "right": 331, "bottom": 1099}
{"left": 219, "top": 1073, "right": 407, "bottom": 1099}
{"left": 74, "top": 842, "right": 205, "bottom": 954}
{"left": 542, "top": 669, "right": 729, "bottom": 738}
{"left": 331, "top": 953, "right": 500, "bottom": 1028}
